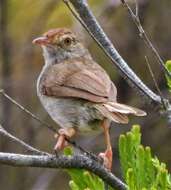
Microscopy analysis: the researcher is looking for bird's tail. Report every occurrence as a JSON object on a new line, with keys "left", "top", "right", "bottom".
{"left": 94, "top": 102, "right": 147, "bottom": 124}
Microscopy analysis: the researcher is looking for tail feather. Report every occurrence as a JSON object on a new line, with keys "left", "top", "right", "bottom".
{"left": 111, "top": 112, "right": 129, "bottom": 124}
{"left": 104, "top": 102, "right": 147, "bottom": 116}
{"left": 94, "top": 102, "right": 146, "bottom": 124}
{"left": 94, "top": 104, "right": 129, "bottom": 124}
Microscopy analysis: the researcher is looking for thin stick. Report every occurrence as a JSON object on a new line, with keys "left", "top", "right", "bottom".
{"left": 134, "top": 0, "right": 139, "bottom": 18}
{"left": 64, "top": 0, "right": 87, "bottom": 30}
{"left": 0, "top": 124, "right": 49, "bottom": 155}
{"left": 120, "top": 0, "right": 171, "bottom": 78}
{"left": 0, "top": 89, "right": 100, "bottom": 162}
{"left": 0, "top": 89, "right": 57, "bottom": 133}
{"left": 145, "top": 56, "right": 166, "bottom": 109}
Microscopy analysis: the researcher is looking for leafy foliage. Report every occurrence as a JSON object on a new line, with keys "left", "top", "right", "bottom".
{"left": 64, "top": 125, "right": 171, "bottom": 190}
{"left": 165, "top": 60, "right": 171, "bottom": 91}
{"left": 119, "top": 125, "right": 171, "bottom": 190}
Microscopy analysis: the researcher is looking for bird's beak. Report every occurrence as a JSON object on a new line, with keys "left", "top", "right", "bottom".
{"left": 32, "top": 36, "right": 50, "bottom": 46}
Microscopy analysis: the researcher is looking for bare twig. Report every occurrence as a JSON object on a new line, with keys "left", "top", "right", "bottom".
{"left": 0, "top": 89, "right": 100, "bottom": 162}
{"left": 120, "top": 0, "right": 171, "bottom": 78}
{"left": 63, "top": 0, "right": 169, "bottom": 110}
{"left": 0, "top": 89, "right": 57, "bottom": 133}
{"left": 145, "top": 56, "right": 166, "bottom": 109}
{"left": 0, "top": 152, "right": 127, "bottom": 190}
{"left": 134, "top": 0, "right": 139, "bottom": 17}
{"left": 0, "top": 124, "right": 49, "bottom": 155}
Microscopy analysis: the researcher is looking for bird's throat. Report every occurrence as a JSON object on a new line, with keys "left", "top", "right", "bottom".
{"left": 42, "top": 45, "right": 91, "bottom": 66}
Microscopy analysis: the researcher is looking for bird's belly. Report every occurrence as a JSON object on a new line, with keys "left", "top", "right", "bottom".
{"left": 39, "top": 95, "right": 103, "bottom": 134}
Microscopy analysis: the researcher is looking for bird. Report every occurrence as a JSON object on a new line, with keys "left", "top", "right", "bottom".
{"left": 32, "top": 28, "right": 146, "bottom": 170}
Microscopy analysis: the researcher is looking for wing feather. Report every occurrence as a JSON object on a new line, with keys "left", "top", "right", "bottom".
{"left": 65, "top": 69, "right": 109, "bottom": 97}
{"left": 44, "top": 85, "right": 107, "bottom": 103}
{"left": 42, "top": 59, "right": 116, "bottom": 102}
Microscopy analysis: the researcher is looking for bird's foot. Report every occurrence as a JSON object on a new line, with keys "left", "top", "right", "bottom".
{"left": 98, "top": 149, "right": 113, "bottom": 171}
{"left": 54, "top": 128, "right": 75, "bottom": 152}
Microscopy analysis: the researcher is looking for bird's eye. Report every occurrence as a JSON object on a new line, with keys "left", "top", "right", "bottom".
{"left": 63, "top": 37, "right": 72, "bottom": 46}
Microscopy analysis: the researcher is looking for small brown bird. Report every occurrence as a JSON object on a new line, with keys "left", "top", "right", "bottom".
{"left": 33, "top": 28, "right": 146, "bottom": 170}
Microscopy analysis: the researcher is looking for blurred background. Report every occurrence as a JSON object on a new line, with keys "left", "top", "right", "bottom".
{"left": 0, "top": 0, "right": 171, "bottom": 189}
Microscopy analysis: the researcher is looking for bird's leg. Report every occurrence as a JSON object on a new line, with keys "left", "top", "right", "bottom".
{"left": 98, "top": 119, "right": 113, "bottom": 170}
{"left": 54, "top": 128, "right": 76, "bottom": 152}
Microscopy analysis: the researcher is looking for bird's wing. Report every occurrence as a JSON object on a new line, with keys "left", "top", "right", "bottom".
{"left": 41, "top": 59, "right": 117, "bottom": 103}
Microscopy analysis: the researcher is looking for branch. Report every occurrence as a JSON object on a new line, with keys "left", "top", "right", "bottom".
{"left": 0, "top": 124, "right": 49, "bottom": 156}
{"left": 144, "top": 56, "right": 166, "bottom": 109}
{"left": 120, "top": 0, "right": 171, "bottom": 78}
{"left": 0, "top": 152, "right": 127, "bottom": 190}
{"left": 63, "top": 0, "right": 170, "bottom": 110}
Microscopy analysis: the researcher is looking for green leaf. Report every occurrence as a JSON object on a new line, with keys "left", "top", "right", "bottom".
{"left": 165, "top": 60, "right": 171, "bottom": 91}
{"left": 165, "top": 60, "right": 171, "bottom": 71}
{"left": 69, "top": 180, "right": 80, "bottom": 190}
{"left": 119, "top": 125, "right": 171, "bottom": 190}
{"left": 63, "top": 146, "right": 73, "bottom": 156}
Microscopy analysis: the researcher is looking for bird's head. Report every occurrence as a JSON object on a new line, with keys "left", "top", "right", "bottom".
{"left": 32, "top": 28, "right": 88, "bottom": 64}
